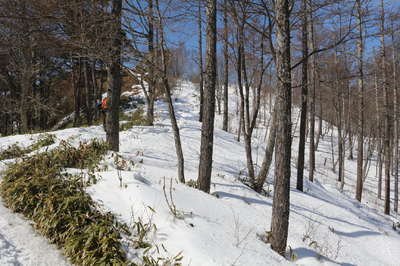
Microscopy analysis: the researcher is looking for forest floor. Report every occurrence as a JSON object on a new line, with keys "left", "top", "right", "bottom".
{"left": 0, "top": 80, "right": 399, "bottom": 265}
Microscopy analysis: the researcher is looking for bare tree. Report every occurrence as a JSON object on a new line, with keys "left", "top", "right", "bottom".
{"left": 155, "top": 0, "right": 185, "bottom": 183}
{"left": 146, "top": 0, "right": 155, "bottom": 125}
{"left": 380, "top": 0, "right": 391, "bottom": 215}
{"left": 391, "top": 18, "right": 399, "bottom": 213}
{"left": 355, "top": 0, "right": 364, "bottom": 202}
{"left": 308, "top": 2, "right": 316, "bottom": 183}
{"left": 296, "top": 0, "right": 309, "bottom": 192}
{"left": 197, "top": 0, "right": 217, "bottom": 193}
{"left": 270, "top": 0, "right": 292, "bottom": 256}
{"left": 198, "top": 0, "right": 204, "bottom": 122}
{"left": 229, "top": 0, "right": 269, "bottom": 185}
{"left": 124, "top": 0, "right": 157, "bottom": 125}
{"left": 222, "top": 0, "right": 229, "bottom": 132}
{"left": 105, "top": 0, "right": 123, "bottom": 152}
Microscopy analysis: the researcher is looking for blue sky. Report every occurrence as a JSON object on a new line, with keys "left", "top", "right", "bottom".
{"left": 162, "top": 0, "right": 400, "bottom": 74}
{"left": 166, "top": 0, "right": 400, "bottom": 48}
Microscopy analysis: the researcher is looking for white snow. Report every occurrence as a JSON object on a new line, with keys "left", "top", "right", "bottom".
{"left": 0, "top": 80, "right": 399, "bottom": 265}
{"left": 0, "top": 198, "right": 69, "bottom": 266}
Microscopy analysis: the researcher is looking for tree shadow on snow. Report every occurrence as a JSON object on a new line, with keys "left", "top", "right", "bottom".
{"left": 289, "top": 203, "right": 373, "bottom": 231}
{"left": 293, "top": 247, "right": 356, "bottom": 266}
{"left": 213, "top": 191, "right": 272, "bottom": 206}
{"left": 333, "top": 229, "right": 381, "bottom": 238}
{"left": 0, "top": 232, "right": 23, "bottom": 266}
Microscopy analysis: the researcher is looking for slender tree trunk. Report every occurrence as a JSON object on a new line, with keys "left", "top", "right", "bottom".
{"left": 392, "top": 21, "right": 399, "bottom": 213}
{"left": 378, "top": 145, "right": 383, "bottom": 199}
{"left": 254, "top": 106, "right": 277, "bottom": 193}
{"left": 197, "top": 0, "right": 216, "bottom": 193}
{"left": 340, "top": 73, "right": 346, "bottom": 191}
{"left": 147, "top": 0, "right": 155, "bottom": 125}
{"left": 73, "top": 58, "right": 82, "bottom": 127}
{"left": 91, "top": 61, "right": 99, "bottom": 121}
{"left": 84, "top": 59, "right": 93, "bottom": 125}
{"left": 355, "top": 0, "right": 364, "bottom": 202}
{"left": 380, "top": 0, "right": 391, "bottom": 215}
{"left": 346, "top": 69, "right": 354, "bottom": 160}
{"left": 198, "top": 0, "right": 204, "bottom": 122}
{"left": 270, "top": 0, "right": 292, "bottom": 256}
{"left": 20, "top": 34, "right": 34, "bottom": 133}
{"left": 296, "top": 0, "right": 308, "bottom": 192}
{"left": 315, "top": 96, "right": 322, "bottom": 150}
{"left": 375, "top": 62, "right": 383, "bottom": 200}
{"left": 237, "top": 104, "right": 243, "bottom": 142}
{"left": 162, "top": 76, "right": 185, "bottom": 184}
{"left": 106, "top": 0, "right": 122, "bottom": 151}
{"left": 236, "top": 27, "right": 245, "bottom": 144}
{"left": 155, "top": 0, "right": 185, "bottom": 183}
{"left": 222, "top": 0, "right": 229, "bottom": 132}
{"left": 20, "top": 70, "right": 30, "bottom": 133}
{"left": 330, "top": 127, "right": 336, "bottom": 172}
{"left": 216, "top": 77, "right": 222, "bottom": 115}
{"left": 240, "top": 23, "right": 257, "bottom": 183}
{"left": 308, "top": 7, "right": 316, "bottom": 182}
{"left": 333, "top": 48, "right": 344, "bottom": 185}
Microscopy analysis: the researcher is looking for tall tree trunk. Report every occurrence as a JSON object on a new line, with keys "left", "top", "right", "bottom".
{"left": 270, "top": 0, "right": 292, "bottom": 256}
{"left": 380, "top": 0, "right": 391, "bottom": 215}
{"left": 84, "top": 59, "right": 93, "bottom": 125}
{"left": 91, "top": 61, "right": 99, "bottom": 121}
{"left": 392, "top": 21, "right": 399, "bottom": 213}
{"left": 236, "top": 16, "right": 266, "bottom": 185}
{"left": 161, "top": 72, "right": 185, "bottom": 184}
{"left": 346, "top": 66, "right": 354, "bottom": 160}
{"left": 355, "top": 0, "right": 364, "bottom": 202}
{"left": 296, "top": 0, "right": 308, "bottom": 192}
{"left": 378, "top": 146, "right": 383, "bottom": 199}
{"left": 315, "top": 95, "right": 322, "bottom": 151}
{"left": 334, "top": 50, "right": 344, "bottom": 184}
{"left": 106, "top": 0, "right": 122, "bottom": 151}
{"left": 236, "top": 27, "right": 245, "bottom": 144}
{"left": 375, "top": 61, "right": 383, "bottom": 200}
{"left": 198, "top": 0, "right": 204, "bottom": 122}
{"left": 308, "top": 7, "right": 316, "bottom": 183}
{"left": 20, "top": 32, "right": 34, "bottom": 133}
{"left": 197, "top": 0, "right": 216, "bottom": 193}
{"left": 340, "top": 72, "right": 346, "bottom": 191}
{"left": 73, "top": 58, "right": 82, "bottom": 127}
{"left": 222, "top": 0, "right": 229, "bottom": 132}
{"left": 146, "top": 0, "right": 155, "bottom": 125}
{"left": 20, "top": 70, "right": 30, "bottom": 133}
{"left": 155, "top": 0, "right": 185, "bottom": 183}
{"left": 216, "top": 77, "right": 222, "bottom": 115}
{"left": 239, "top": 22, "right": 257, "bottom": 183}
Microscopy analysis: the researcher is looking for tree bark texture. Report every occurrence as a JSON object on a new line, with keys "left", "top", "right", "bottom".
{"left": 270, "top": 0, "right": 292, "bottom": 256}
{"left": 198, "top": 0, "right": 217, "bottom": 193}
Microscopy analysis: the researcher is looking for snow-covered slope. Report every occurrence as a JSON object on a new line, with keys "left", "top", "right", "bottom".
{"left": 0, "top": 80, "right": 399, "bottom": 265}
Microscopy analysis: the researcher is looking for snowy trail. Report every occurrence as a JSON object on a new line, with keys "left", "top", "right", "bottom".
{"left": 0, "top": 198, "right": 70, "bottom": 266}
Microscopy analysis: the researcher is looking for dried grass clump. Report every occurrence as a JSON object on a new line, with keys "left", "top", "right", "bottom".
{"left": 0, "top": 133, "right": 56, "bottom": 161}
{"left": 0, "top": 143, "right": 26, "bottom": 160}
{"left": 29, "top": 133, "right": 56, "bottom": 151}
{"left": 0, "top": 139, "right": 131, "bottom": 265}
